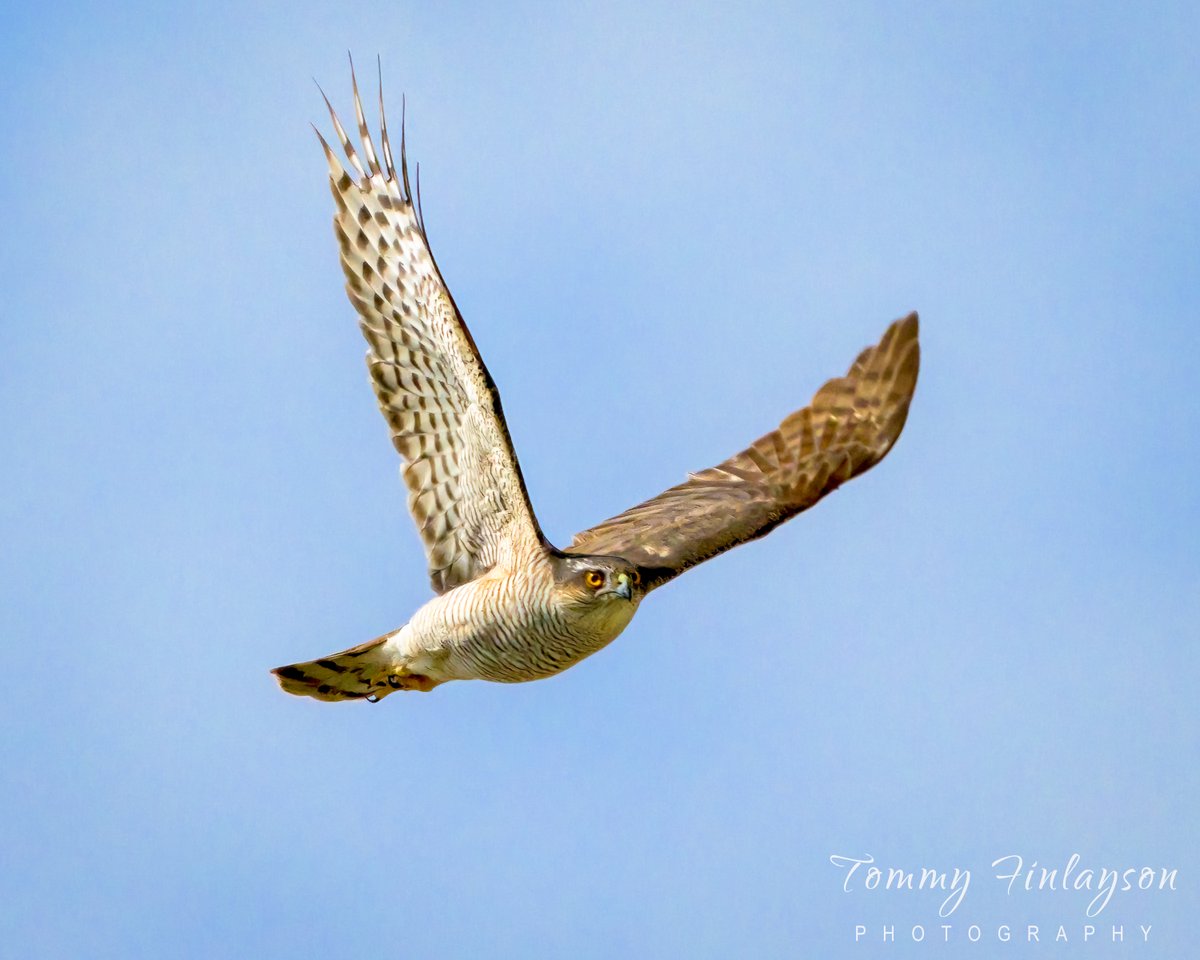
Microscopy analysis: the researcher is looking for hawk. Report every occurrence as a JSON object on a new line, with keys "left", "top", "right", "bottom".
{"left": 273, "top": 66, "right": 920, "bottom": 703}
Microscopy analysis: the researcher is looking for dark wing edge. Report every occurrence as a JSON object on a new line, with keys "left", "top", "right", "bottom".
{"left": 568, "top": 313, "right": 920, "bottom": 590}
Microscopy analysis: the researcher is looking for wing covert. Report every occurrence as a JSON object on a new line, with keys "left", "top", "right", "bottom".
{"left": 569, "top": 313, "right": 920, "bottom": 590}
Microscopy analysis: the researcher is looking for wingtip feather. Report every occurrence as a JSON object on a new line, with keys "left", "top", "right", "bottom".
{"left": 317, "top": 79, "right": 366, "bottom": 179}
{"left": 349, "top": 53, "right": 383, "bottom": 179}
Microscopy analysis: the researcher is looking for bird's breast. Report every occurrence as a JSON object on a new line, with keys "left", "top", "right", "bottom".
{"left": 404, "top": 572, "right": 638, "bottom": 683}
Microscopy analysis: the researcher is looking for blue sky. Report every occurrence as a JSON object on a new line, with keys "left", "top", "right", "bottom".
{"left": 2, "top": 2, "right": 1197, "bottom": 957}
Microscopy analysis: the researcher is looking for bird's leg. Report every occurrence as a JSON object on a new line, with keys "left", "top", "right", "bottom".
{"left": 385, "top": 672, "right": 440, "bottom": 692}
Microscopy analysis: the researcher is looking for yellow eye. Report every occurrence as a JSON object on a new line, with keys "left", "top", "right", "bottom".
{"left": 585, "top": 570, "right": 605, "bottom": 589}
{"left": 629, "top": 570, "right": 641, "bottom": 587}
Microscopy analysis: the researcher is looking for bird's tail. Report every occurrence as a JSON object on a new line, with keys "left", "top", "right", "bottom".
{"left": 271, "top": 631, "right": 439, "bottom": 702}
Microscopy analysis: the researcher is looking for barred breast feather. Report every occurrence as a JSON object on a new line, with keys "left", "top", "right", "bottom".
{"left": 399, "top": 562, "right": 637, "bottom": 684}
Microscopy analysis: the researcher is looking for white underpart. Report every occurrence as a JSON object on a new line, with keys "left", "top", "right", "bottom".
{"left": 380, "top": 560, "right": 639, "bottom": 683}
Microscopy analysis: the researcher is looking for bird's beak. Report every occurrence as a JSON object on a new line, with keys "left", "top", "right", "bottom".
{"left": 614, "top": 573, "right": 633, "bottom": 601}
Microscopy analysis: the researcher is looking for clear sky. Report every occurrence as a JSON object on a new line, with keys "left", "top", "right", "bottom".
{"left": 2, "top": 2, "right": 1197, "bottom": 957}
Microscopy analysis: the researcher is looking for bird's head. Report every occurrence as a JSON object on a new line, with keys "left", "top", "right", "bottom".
{"left": 552, "top": 553, "right": 645, "bottom": 613}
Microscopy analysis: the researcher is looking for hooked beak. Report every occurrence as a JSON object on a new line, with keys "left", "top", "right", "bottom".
{"left": 614, "top": 573, "right": 633, "bottom": 601}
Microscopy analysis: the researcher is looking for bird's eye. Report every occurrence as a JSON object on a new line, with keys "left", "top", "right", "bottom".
{"left": 585, "top": 570, "right": 605, "bottom": 589}
{"left": 629, "top": 570, "right": 641, "bottom": 587}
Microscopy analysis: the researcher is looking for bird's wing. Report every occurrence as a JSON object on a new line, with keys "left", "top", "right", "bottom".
{"left": 318, "top": 66, "right": 545, "bottom": 594}
{"left": 569, "top": 313, "right": 919, "bottom": 591}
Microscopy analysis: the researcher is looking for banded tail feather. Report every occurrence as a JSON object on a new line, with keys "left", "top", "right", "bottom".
{"left": 272, "top": 632, "right": 439, "bottom": 702}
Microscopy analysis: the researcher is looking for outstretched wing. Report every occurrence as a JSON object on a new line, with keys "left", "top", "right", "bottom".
{"left": 569, "top": 313, "right": 920, "bottom": 591}
{"left": 318, "top": 65, "right": 545, "bottom": 594}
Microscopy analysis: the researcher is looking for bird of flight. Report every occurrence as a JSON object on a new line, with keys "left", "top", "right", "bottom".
{"left": 273, "top": 65, "right": 920, "bottom": 703}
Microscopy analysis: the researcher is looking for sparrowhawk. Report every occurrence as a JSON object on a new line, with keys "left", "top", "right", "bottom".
{"left": 273, "top": 64, "right": 920, "bottom": 703}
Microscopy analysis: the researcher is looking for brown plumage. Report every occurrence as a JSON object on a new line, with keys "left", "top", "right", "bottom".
{"left": 570, "top": 313, "right": 919, "bottom": 590}
{"left": 272, "top": 62, "right": 921, "bottom": 703}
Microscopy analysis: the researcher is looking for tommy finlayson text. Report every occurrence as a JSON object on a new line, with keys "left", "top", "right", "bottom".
{"left": 830, "top": 854, "right": 1178, "bottom": 945}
